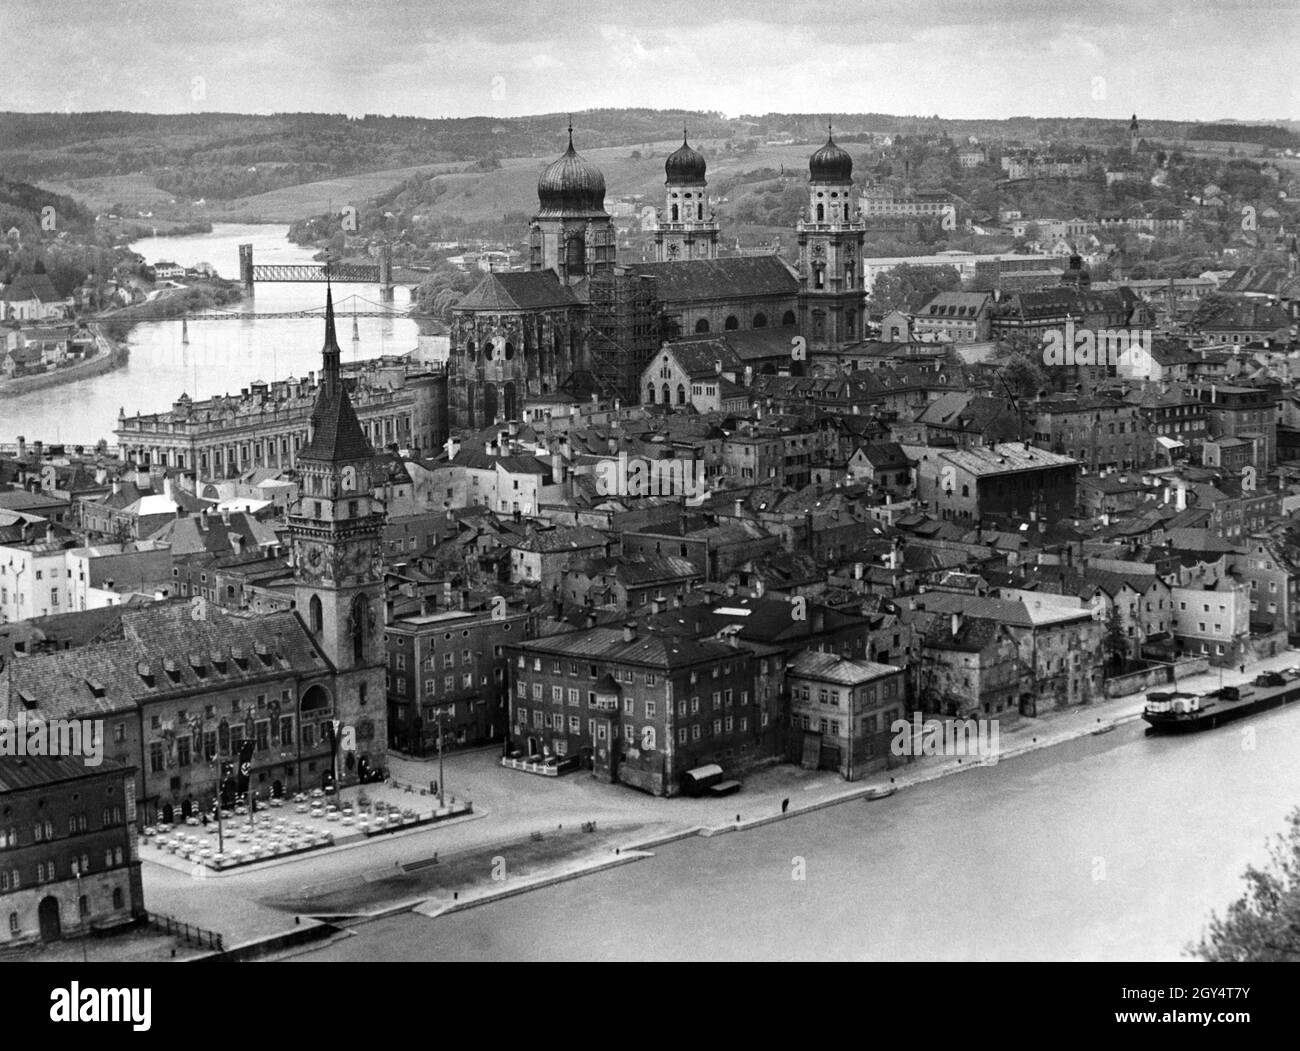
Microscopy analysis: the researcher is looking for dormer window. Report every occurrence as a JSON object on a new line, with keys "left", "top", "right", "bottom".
{"left": 136, "top": 662, "right": 155, "bottom": 687}
{"left": 84, "top": 679, "right": 106, "bottom": 699}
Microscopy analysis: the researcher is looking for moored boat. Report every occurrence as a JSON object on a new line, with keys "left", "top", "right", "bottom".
{"left": 1143, "top": 670, "right": 1300, "bottom": 733}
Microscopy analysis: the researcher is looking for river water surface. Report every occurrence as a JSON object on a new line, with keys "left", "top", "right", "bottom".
{"left": 0, "top": 223, "right": 422, "bottom": 446}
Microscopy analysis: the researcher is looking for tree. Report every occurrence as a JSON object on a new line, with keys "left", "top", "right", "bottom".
{"left": 1104, "top": 600, "right": 1126, "bottom": 667}
{"left": 870, "top": 263, "right": 962, "bottom": 313}
{"left": 1191, "top": 806, "right": 1300, "bottom": 961}
{"left": 998, "top": 352, "right": 1048, "bottom": 402}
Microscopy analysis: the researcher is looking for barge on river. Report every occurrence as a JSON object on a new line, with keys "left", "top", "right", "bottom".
{"left": 1143, "top": 669, "right": 1300, "bottom": 733}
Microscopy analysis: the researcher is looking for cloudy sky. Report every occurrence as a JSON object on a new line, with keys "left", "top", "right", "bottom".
{"left": 3, "top": 0, "right": 1295, "bottom": 121}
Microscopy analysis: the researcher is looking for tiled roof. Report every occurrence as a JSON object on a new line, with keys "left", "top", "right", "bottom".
{"left": 658, "top": 338, "right": 744, "bottom": 377}
{"left": 298, "top": 384, "right": 375, "bottom": 463}
{"left": 0, "top": 755, "right": 133, "bottom": 791}
{"left": 456, "top": 270, "right": 578, "bottom": 311}
{"left": 788, "top": 650, "right": 901, "bottom": 684}
{"left": 0, "top": 603, "right": 329, "bottom": 722}
{"left": 624, "top": 256, "right": 799, "bottom": 303}
{"left": 517, "top": 625, "right": 745, "bottom": 668}
{"left": 1, "top": 272, "right": 62, "bottom": 303}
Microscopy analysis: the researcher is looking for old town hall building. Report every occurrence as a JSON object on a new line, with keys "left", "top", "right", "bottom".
{"left": 0, "top": 293, "right": 387, "bottom": 824}
{"left": 446, "top": 127, "right": 868, "bottom": 429}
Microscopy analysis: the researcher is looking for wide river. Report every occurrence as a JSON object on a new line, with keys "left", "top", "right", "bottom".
{"left": 297, "top": 706, "right": 1300, "bottom": 961}
{"left": 0, "top": 223, "right": 425, "bottom": 446}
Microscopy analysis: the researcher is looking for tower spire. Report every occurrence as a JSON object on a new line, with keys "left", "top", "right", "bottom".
{"left": 567, "top": 117, "right": 574, "bottom": 150}
{"left": 321, "top": 274, "right": 341, "bottom": 397}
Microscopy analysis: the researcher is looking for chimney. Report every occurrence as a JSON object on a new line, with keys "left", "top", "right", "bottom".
{"left": 734, "top": 498, "right": 743, "bottom": 517}
{"left": 486, "top": 441, "right": 494, "bottom": 456}
{"left": 95, "top": 466, "right": 106, "bottom": 485}
{"left": 622, "top": 623, "right": 635, "bottom": 643}
{"left": 727, "top": 628, "right": 739, "bottom": 648}
{"left": 585, "top": 612, "right": 597, "bottom": 628}
{"left": 220, "top": 508, "right": 231, "bottom": 526}
{"left": 385, "top": 598, "right": 395, "bottom": 624}
{"left": 111, "top": 478, "right": 122, "bottom": 495}
{"left": 951, "top": 611, "right": 962, "bottom": 637}
{"left": 16, "top": 436, "right": 25, "bottom": 460}
{"left": 230, "top": 533, "right": 244, "bottom": 556}
{"left": 715, "top": 358, "right": 723, "bottom": 375}
{"left": 33, "top": 440, "right": 43, "bottom": 461}
{"left": 854, "top": 562, "right": 864, "bottom": 580}
{"left": 672, "top": 594, "right": 682, "bottom": 609}
{"left": 727, "top": 583, "right": 737, "bottom": 597}
{"left": 744, "top": 366, "right": 753, "bottom": 387}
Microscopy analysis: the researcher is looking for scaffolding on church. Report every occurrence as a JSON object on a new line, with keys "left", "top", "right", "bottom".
{"left": 581, "top": 269, "right": 661, "bottom": 402}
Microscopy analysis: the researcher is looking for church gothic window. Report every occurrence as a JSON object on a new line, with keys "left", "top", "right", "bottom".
{"left": 309, "top": 595, "right": 322, "bottom": 635}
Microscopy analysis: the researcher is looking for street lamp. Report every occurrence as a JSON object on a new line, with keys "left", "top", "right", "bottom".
{"left": 72, "top": 861, "right": 87, "bottom": 963}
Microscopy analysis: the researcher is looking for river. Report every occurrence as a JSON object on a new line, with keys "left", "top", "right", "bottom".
{"left": 294, "top": 705, "right": 1300, "bottom": 961}
{"left": 0, "top": 224, "right": 424, "bottom": 447}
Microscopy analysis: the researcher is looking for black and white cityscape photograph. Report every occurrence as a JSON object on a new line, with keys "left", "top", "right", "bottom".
{"left": 1, "top": 0, "right": 1298, "bottom": 1020}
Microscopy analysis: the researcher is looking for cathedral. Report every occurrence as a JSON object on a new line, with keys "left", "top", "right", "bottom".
{"left": 445, "top": 125, "right": 867, "bottom": 430}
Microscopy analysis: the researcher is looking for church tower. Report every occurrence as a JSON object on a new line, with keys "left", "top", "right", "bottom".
{"left": 656, "top": 130, "right": 719, "bottom": 261}
{"left": 797, "top": 126, "right": 867, "bottom": 351}
{"left": 528, "top": 124, "right": 616, "bottom": 285}
{"left": 1130, "top": 114, "right": 1140, "bottom": 157}
{"left": 289, "top": 285, "right": 386, "bottom": 677}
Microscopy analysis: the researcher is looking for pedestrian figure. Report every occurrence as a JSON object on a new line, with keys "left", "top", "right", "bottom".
{"left": 782, "top": 797, "right": 789, "bottom": 814}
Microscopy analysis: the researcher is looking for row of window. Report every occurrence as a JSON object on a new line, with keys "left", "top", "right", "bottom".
{"left": 0, "top": 848, "right": 127, "bottom": 891}
{"left": 147, "top": 717, "right": 302, "bottom": 773}
{"left": 517, "top": 709, "right": 752, "bottom": 743}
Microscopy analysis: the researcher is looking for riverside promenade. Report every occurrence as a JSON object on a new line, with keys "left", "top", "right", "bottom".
{"left": 123, "top": 649, "right": 1297, "bottom": 960}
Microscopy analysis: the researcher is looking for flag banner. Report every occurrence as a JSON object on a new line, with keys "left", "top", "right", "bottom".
{"left": 236, "top": 739, "right": 255, "bottom": 795}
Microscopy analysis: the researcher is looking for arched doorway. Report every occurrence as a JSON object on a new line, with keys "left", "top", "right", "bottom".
{"left": 162, "top": 802, "right": 174, "bottom": 825}
{"left": 646, "top": 384, "right": 655, "bottom": 403}
{"left": 724, "top": 316, "right": 739, "bottom": 330}
{"left": 38, "top": 897, "right": 61, "bottom": 941}
{"left": 483, "top": 385, "right": 499, "bottom": 428}
{"left": 272, "top": 779, "right": 283, "bottom": 799}
{"left": 661, "top": 384, "right": 670, "bottom": 404}
{"left": 753, "top": 313, "right": 768, "bottom": 328}
{"left": 181, "top": 798, "right": 192, "bottom": 820}
{"left": 694, "top": 318, "right": 710, "bottom": 333}
{"left": 782, "top": 310, "right": 797, "bottom": 326}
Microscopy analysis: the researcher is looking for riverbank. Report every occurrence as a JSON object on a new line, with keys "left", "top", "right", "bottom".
{"left": 135, "top": 647, "right": 1290, "bottom": 962}
{"left": 0, "top": 327, "right": 128, "bottom": 397}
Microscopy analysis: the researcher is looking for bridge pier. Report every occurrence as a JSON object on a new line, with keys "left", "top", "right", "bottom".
{"left": 239, "top": 243, "right": 254, "bottom": 296}
{"left": 379, "top": 243, "right": 394, "bottom": 301}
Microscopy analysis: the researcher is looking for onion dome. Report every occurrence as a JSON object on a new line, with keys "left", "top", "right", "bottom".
{"left": 809, "top": 128, "right": 853, "bottom": 183}
{"left": 665, "top": 130, "right": 706, "bottom": 184}
{"left": 537, "top": 125, "right": 607, "bottom": 215}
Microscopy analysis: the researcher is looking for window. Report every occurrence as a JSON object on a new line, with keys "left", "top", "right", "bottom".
{"left": 149, "top": 742, "right": 164, "bottom": 774}
{"left": 568, "top": 688, "right": 579, "bottom": 706}
{"left": 713, "top": 719, "right": 722, "bottom": 735}
{"left": 569, "top": 715, "right": 580, "bottom": 733}
{"left": 691, "top": 696, "right": 700, "bottom": 714}
{"left": 645, "top": 701, "right": 656, "bottom": 718}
